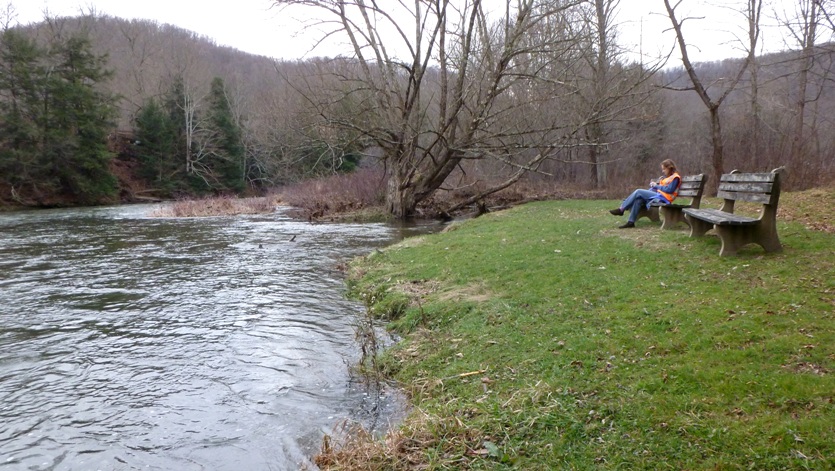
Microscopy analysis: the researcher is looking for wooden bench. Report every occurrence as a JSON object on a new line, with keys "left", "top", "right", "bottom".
{"left": 683, "top": 167, "right": 784, "bottom": 256}
{"left": 637, "top": 174, "right": 708, "bottom": 229}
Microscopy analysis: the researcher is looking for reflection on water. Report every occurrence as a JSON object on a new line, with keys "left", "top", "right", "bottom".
{"left": 0, "top": 204, "right": 438, "bottom": 470}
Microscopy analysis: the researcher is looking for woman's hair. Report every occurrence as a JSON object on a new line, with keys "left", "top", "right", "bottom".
{"left": 661, "top": 159, "right": 677, "bottom": 174}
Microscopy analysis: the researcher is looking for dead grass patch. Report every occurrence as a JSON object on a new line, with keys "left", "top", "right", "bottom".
{"left": 149, "top": 196, "right": 275, "bottom": 217}
{"left": 603, "top": 225, "right": 673, "bottom": 250}
{"left": 782, "top": 350, "right": 830, "bottom": 376}
{"left": 782, "top": 361, "right": 829, "bottom": 376}
{"left": 777, "top": 187, "right": 835, "bottom": 233}
{"left": 314, "top": 409, "right": 486, "bottom": 470}
{"left": 394, "top": 279, "right": 441, "bottom": 302}
{"left": 436, "top": 283, "right": 494, "bottom": 304}
{"left": 395, "top": 236, "right": 429, "bottom": 249}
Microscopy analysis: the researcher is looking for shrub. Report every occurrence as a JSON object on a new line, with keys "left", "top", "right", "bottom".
{"left": 278, "top": 168, "right": 386, "bottom": 219}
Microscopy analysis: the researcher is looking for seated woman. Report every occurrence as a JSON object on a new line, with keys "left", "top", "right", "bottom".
{"left": 610, "top": 159, "right": 681, "bottom": 229}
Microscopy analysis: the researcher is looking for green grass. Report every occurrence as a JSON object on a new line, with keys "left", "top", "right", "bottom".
{"left": 340, "top": 196, "right": 834, "bottom": 470}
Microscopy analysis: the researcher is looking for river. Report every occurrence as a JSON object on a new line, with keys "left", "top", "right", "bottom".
{"left": 0, "top": 204, "right": 434, "bottom": 470}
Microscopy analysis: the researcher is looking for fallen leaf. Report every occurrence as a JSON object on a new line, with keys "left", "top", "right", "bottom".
{"left": 484, "top": 441, "right": 501, "bottom": 458}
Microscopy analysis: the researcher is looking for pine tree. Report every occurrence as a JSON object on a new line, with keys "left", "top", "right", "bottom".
{"left": 0, "top": 29, "right": 47, "bottom": 191}
{"left": 43, "top": 32, "right": 118, "bottom": 202}
{"left": 134, "top": 98, "right": 178, "bottom": 190}
{"left": 206, "top": 77, "right": 245, "bottom": 193}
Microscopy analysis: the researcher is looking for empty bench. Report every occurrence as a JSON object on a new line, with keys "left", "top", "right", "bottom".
{"left": 683, "top": 167, "right": 784, "bottom": 256}
{"left": 637, "top": 173, "right": 708, "bottom": 229}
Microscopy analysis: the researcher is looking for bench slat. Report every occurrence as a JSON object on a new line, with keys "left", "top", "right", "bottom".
{"left": 720, "top": 173, "right": 776, "bottom": 183}
{"left": 676, "top": 173, "right": 706, "bottom": 199}
{"left": 650, "top": 201, "right": 690, "bottom": 208}
{"left": 717, "top": 190, "right": 774, "bottom": 204}
{"left": 718, "top": 181, "right": 774, "bottom": 193}
{"left": 683, "top": 208, "right": 760, "bottom": 226}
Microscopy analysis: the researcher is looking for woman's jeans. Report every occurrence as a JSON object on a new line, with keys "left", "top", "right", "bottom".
{"left": 621, "top": 189, "right": 658, "bottom": 223}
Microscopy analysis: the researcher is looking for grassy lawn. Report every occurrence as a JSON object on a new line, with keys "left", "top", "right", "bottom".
{"left": 326, "top": 189, "right": 835, "bottom": 470}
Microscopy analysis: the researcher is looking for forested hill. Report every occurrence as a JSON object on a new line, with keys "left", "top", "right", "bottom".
{"left": 1, "top": 14, "right": 833, "bottom": 210}
{"left": 0, "top": 14, "right": 356, "bottom": 208}
{"left": 40, "top": 16, "right": 285, "bottom": 129}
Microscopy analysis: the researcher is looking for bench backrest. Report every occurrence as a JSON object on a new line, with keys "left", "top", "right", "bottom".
{"left": 717, "top": 168, "right": 784, "bottom": 217}
{"left": 717, "top": 169, "right": 782, "bottom": 205}
{"left": 679, "top": 174, "right": 708, "bottom": 207}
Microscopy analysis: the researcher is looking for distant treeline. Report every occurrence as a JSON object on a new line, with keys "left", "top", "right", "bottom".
{"left": 0, "top": 14, "right": 833, "bottom": 208}
{"left": 0, "top": 15, "right": 362, "bottom": 206}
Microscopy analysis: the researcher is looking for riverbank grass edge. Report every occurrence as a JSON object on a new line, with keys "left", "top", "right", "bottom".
{"left": 332, "top": 190, "right": 834, "bottom": 470}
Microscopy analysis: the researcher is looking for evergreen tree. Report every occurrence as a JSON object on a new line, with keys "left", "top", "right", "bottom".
{"left": 140, "top": 76, "right": 247, "bottom": 194}
{"left": 0, "top": 29, "right": 47, "bottom": 190}
{"left": 205, "top": 77, "right": 245, "bottom": 192}
{"left": 43, "top": 33, "right": 118, "bottom": 202}
{"left": 134, "top": 98, "right": 178, "bottom": 190}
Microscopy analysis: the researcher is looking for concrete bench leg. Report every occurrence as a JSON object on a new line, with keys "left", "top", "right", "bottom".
{"left": 686, "top": 215, "right": 713, "bottom": 238}
{"left": 714, "top": 224, "right": 782, "bottom": 257}
{"left": 659, "top": 207, "right": 688, "bottom": 230}
{"left": 636, "top": 206, "right": 660, "bottom": 223}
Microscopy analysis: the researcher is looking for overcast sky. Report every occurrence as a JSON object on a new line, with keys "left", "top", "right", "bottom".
{"left": 6, "top": 0, "right": 790, "bottom": 64}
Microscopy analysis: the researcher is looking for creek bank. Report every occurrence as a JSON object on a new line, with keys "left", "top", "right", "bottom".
{"left": 316, "top": 194, "right": 835, "bottom": 469}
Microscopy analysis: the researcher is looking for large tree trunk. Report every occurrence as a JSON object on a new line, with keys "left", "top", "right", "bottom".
{"left": 709, "top": 106, "right": 724, "bottom": 188}
{"left": 385, "top": 170, "right": 417, "bottom": 219}
{"left": 663, "top": 0, "right": 751, "bottom": 195}
{"left": 587, "top": 122, "right": 606, "bottom": 189}
{"left": 789, "top": 0, "right": 817, "bottom": 183}
{"left": 589, "top": 0, "right": 609, "bottom": 190}
{"left": 747, "top": 0, "right": 763, "bottom": 169}
{"left": 273, "top": 0, "right": 639, "bottom": 220}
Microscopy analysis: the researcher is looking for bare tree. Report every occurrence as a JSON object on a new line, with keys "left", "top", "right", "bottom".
{"left": 775, "top": 0, "right": 832, "bottom": 183}
{"left": 571, "top": 0, "right": 664, "bottom": 188}
{"left": 662, "top": 0, "right": 753, "bottom": 190}
{"left": 160, "top": 39, "right": 213, "bottom": 180}
{"left": 271, "top": 0, "right": 612, "bottom": 218}
{"left": 745, "top": 0, "right": 764, "bottom": 167}
{"left": 1, "top": 2, "right": 17, "bottom": 30}
{"left": 116, "top": 20, "right": 167, "bottom": 111}
{"left": 587, "top": 0, "right": 616, "bottom": 187}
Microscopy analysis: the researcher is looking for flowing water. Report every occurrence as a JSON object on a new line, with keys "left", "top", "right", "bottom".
{"left": 0, "top": 204, "right": 436, "bottom": 470}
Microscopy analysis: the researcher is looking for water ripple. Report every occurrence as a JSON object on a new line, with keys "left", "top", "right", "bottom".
{"left": 0, "top": 204, "right": 439, "bottom": 470}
